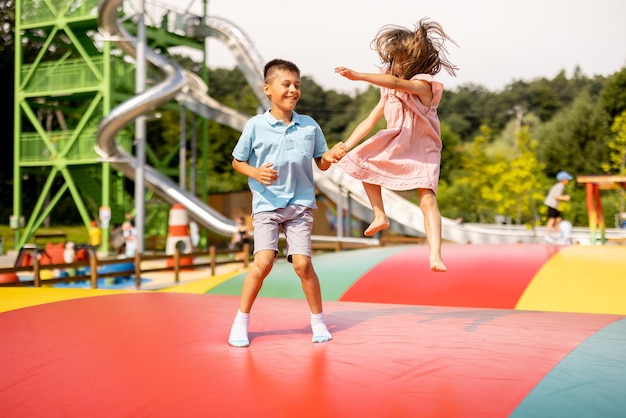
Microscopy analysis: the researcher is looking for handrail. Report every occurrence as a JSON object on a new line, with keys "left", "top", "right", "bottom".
{"left": 0, "top": 245, "right": 250, "bottom": 290}
{"left": 0, "top": 238, "right": 385, "bottom": 289}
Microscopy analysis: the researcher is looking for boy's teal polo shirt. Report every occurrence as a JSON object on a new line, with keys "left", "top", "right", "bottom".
{"left": 232, "top": 110, "right": 328, "bottom": 214}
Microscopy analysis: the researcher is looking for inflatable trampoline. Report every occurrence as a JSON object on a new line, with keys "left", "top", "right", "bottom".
{"left": 1, "top": 243, "right": 625, "bottom": 417}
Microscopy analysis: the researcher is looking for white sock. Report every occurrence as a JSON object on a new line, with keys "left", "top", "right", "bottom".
{"left": 311, "top": 312, "right": 332, "bottom": 343}
{"left": 228, "top": 310, "right": 250, "bottom": 347}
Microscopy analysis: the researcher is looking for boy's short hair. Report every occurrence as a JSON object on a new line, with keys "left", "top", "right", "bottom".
{"left": 264, "top": 59, "right": 300, "bottom": 83}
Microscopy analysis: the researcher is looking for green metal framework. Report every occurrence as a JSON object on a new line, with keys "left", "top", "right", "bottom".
{"left": 13, "top": 0, "right": 208, "bottom": 252}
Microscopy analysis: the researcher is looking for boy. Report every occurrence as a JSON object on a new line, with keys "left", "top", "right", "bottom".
{"left": 228, "top": 59, "right": 344, "bottom": 347}
{"left": 543, "top": 171, "right": 573, "bottom": 242}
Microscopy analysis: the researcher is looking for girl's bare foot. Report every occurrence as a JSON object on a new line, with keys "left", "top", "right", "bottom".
{"left": 364, "top": 218, "right": 390, "bottom": 237}
{"left": 430, "top": 257, "right": 447, "bottom": 272}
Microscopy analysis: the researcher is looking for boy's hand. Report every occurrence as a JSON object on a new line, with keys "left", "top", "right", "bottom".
{"left": 323, "top": 142, "right": 348, "bottom": 163}
{"left": 253, "top": 163, "right": 278, "bottom": 185}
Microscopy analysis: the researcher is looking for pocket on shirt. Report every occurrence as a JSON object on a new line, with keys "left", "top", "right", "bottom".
{"left": 293, "top": 138, "right": 314, "bottom": 157}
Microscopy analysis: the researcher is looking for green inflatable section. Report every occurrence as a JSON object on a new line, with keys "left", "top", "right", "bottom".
{"left": 510, "top": 318, "right": 626, "bottom": 417}
{"left": 208, "top": 245, "right": 411, "bottom": 300}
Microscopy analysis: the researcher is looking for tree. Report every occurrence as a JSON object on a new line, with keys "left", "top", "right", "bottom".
{"left": 599, "top": 68, "right": 626, "bottom": 120}
{"left": 536, "top": 89, "right": 610, "bottom": 177}
{"left": 604, "top": 110, "right": 626, "bottom": 175}
{"left": 450, "top": 126, "right": 498, "bottom": 223}
{"left": 494, "top": 126, "right": 545, "bottom": 225}
{"left": 602, "top": 110, "right": 626, "bottom": 215}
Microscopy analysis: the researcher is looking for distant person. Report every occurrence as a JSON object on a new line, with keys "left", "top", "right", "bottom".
{"left": 543, "top": 171, "right": 573, "bottom": 243}
{"left": 189, "top": 220, "right": 200, "bottom": 250}
{"left": 331, "top": 19, "right": 458, "bottom": 272}
{"left": 111, "top": 223, "right": 125, "bottom": 255}
{"left": 230, "top": 216, "right": 251, "bottom": 260}
{"left": 227, "top": 58, "right": 344, "bottom": 347}
{"left": 63, "top": 241, "right": 76, "bottom": 276}
{"left": 122, "top": 221, "right": 137, "bottom": 257}
{"left": 89, "top": 220, "right": 102, "bottom": 248}
{"left": 558, "top": 220, "right": 573, "bottom": 244}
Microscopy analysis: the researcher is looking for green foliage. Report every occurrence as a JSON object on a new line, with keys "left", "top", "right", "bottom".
{"left": 443, "top": 126, "right": 496, "bottom": 223}
{"left": 337, "top": 86, "right": 386, "bottom": 143}
{"left": 439, "top": 122, "right": 463, "bottom": 184}
{"left": 599, "top": 68, "right": 626, "bottom": 120}
{"left": 0, "top": 224, "right": 89, "bottom": 253}
{"left": 602, "top": 110, "right": 626, "bottom": 214}
{"left": 494, "top": 127, "right": 545, "bottom": 225}
{"left": 603, "top": 110, "right": 626, "bottom": 175}
{"left": 440, "top": 124, "right": 546, "bottom": 226}
{"left": 535, "top": 89, "right": 610, "bottom": 176}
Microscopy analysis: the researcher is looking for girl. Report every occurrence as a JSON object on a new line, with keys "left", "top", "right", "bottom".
{"left": 333, "top": 19, "right": 458, "bottom": 272}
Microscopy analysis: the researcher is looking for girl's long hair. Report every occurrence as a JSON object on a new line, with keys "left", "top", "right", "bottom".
{"left": 372, "top": 18, "right": 458, "bottom": 79}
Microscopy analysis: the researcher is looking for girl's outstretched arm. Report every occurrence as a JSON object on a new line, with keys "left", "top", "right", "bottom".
{"left": 335, "top": 67, "right": 432, "bottom": 106}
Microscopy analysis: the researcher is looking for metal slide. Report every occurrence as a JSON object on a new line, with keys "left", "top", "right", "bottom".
{"left": 96, "top": 0, "right": 270, "bottom": 236}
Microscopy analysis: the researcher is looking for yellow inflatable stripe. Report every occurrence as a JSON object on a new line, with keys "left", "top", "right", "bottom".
{"left": 156, "top": 268, "right": 246, "bottom": 294}
{"left": 0, "top": 269, "right": 246, "bottom": 313}
{"left": 0, "top": 288, "right": 133, "bottom": 313}
{"left": 516, "top": 246, "right": 626, "bottom": 315}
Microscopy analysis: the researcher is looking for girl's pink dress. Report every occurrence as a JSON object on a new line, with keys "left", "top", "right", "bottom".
{"left": 338, "top": 74, "right": 443, "bottom": 193}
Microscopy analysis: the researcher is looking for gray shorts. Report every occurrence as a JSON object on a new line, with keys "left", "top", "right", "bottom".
{"left": 252, "top": 205, "right": 313, "bottom": 259}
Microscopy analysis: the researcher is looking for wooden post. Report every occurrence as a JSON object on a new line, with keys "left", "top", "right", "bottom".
{"left": 174, "top": 245, "right": 180, "bottom": 283}
{"left": 209, "top": 245, "right": 216, "bottom": 276}
{"left": 134, "top": 251, "right": 142, "bottom": 289}
{"left": 89, "top": 248, "right": 98, "bottom": 289}
{"left": 33, "top": 256, "right": 41, "bottom": 287}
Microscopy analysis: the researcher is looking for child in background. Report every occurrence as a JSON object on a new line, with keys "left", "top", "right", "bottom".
{"left": 89, "top": 220, "right": 102, "bottom": 248}
{"left": 121, "top": 221, "right": 137, "bottom": 257}
{"left": 543, "top": 171, "right": 573, "bottom": 242}
{"left": 230, "top": 216, "right": 251, "bottom": 261}
{"left": 332, "top": 18, "right": 458, "bottom": 272}
{"left": 228, "top": 58, "right": 344, "bottom": 347}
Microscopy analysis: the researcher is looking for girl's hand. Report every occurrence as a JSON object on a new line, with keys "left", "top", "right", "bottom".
{"left": 253, "top": 163, "right": 278, "bottom": 185}
{"left": 332, "top": 142, "right": 348, "bottom": 160}
{"left": 322, "top": 143, "right": 348, "bottom": 163}
{"left": 335, "top": 67, "right": 361, "bottom": 81}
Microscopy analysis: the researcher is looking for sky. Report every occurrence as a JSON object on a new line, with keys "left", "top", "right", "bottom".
{"left": 155, "top": 0, "right": 626, "bottom": 94}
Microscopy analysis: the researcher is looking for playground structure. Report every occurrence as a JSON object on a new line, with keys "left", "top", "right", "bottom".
{"left": 13, "top": 0, "right": 252, "bottom": 253}
{"left": 576, "top": 174, "right": 626, "bottom": 244}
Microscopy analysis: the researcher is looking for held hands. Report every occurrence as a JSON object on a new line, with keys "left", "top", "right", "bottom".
{"left": 323, "top": 142, "right": 348, "bottom": 163}
{"left": 253, "top": 163, "right": 278, "bottom": 185}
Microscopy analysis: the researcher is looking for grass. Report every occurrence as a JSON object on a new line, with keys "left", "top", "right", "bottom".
{"left": 0, "top": 225, "right": 89, "bottom": 254}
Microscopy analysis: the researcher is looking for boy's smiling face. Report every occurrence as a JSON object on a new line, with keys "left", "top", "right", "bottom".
{"left": 264, "top": 69, "right": 301, "bottom": 113}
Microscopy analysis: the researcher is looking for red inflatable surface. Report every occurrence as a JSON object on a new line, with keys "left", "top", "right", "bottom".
{"left": 0, "top": 292, "right": 619, "bottom": 417}
{"left": 341, "top": 244, "right": 561, "bottom": 308}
